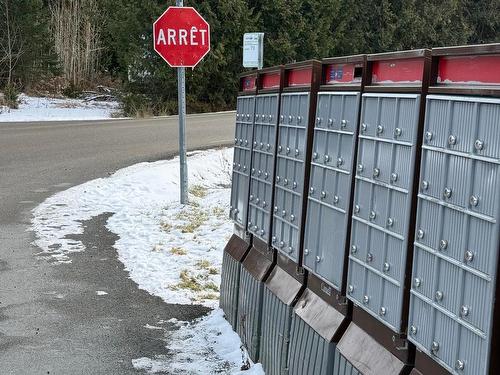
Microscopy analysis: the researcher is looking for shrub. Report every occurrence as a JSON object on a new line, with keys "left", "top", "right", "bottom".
{"left": 3, "top": 84, "right": 19, "bottom": 109}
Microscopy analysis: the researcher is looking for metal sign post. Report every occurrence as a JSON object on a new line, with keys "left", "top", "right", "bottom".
{"left": 176, "top": 0, "right": 188, "bottom": 204}
{"left": 153, "top": 2, "right": 211, "bottom": 205}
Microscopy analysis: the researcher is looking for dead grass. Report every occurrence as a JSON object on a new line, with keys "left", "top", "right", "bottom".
{"left": 175, "top": 207, "right": 209, "bottom": 233}
{"left": 170, "top": 247, "right": 187, "bottom": 256}
{"left": 189, "top": 185, "right": 208, "bottom": 198}
{"left": 160, "top": 221, "right": 172, "bottom": 232}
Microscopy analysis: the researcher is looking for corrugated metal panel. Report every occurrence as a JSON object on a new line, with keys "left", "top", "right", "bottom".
{"left": 237, "top": 266, "right": 264, "bottom": 361}
{"left": 248, "top": 94, "right": 280, "bottom": 243}
{"left": 347, "top": 93, "right": 421, "bottom": 332}
{"left": 230, "top": 96, "right": 256, "bottom": 228}
{"left": 408, "top": 95, "right": 500, "bottom": 375}
{"left": 260, "top": 284, "right": 293, "bottom": 375}
{"left": 219, "top": 251, "right": 241, "bottom": 330}
{"left": 303, "top": 92, "right": 361, "bottom": 290}
{"left": 288, "top": 312, "right": 336, "bottom": 375}
{"left": 333, "top": 349, "right": 362, "bottom": 375}
{"left": 272, "top": 92, "right": 310, "bottom": 262}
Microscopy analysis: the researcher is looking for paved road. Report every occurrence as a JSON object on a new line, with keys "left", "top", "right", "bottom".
{"left": 0, "top": 113, "right": 235, "bottom": 374}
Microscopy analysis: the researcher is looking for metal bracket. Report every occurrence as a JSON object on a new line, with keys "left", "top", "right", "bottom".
{"left": 392, "top": 335, "right": 408, "bottom": 351}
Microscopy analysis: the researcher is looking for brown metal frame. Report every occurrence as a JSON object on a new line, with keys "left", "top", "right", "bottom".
{"left": 429, "top": 43, "right": 500, "bottom": 96}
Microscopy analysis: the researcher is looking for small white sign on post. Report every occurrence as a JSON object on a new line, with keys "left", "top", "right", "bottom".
{"left": 243, "top": 33, "right": 264, "bottom": 69}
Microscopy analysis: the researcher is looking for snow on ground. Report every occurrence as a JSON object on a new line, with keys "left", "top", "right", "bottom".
{"left": 0, "top": 94, "right": 121, "bottom": 122}
{"left": 31, "top": 148, "right": 264, "bottom": 374}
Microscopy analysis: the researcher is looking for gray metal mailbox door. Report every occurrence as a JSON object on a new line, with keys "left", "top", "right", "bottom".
{"left": 408, "top": 95, "right": 500, "bottom": 375}
{"left": 303, "top": 92, "right": 361, "bottom": 290}
{"left": 272, "top": 92, "right": 310, "bottom": 262}
{"left": 347, "top": 93, "right": 421, "bottom": 332}
{"left": 230, "top": 95, "right": 256, "bottom": 229}
{"left": 247, "top": 94, "right": 280, "bottom": 243}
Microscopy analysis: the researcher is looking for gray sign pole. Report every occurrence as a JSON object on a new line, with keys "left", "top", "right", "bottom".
{"left": 176, "top": 0, "right": 188, "bottom": 204}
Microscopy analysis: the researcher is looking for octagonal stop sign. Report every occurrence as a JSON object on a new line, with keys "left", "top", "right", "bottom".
{"left": 153, "top": 7, "right": 211, "bottom": 68}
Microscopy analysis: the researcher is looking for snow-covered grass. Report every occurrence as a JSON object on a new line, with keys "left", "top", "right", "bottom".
{"left": 0, "top": 94, "right": 122, "bottom": 122}
{"left": 31, "top": 148, "right": 264, "bottom": 374}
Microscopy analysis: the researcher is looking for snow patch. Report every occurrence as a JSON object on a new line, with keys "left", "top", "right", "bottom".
{"left": 0, "top": 94, "right": 121, "bottom": 122}
{"left": 133, "top": 310, "right": 264, "bottom": 375}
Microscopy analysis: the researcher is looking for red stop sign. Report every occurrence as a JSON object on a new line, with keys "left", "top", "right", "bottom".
{"left": 153, "top": 7, "right": 211, "bottom": 68}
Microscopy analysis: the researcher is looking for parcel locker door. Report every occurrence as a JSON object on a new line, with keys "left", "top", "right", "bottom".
{"left": 230, "top": 96, "right": 255, "bottom": 228}
{"left": 408, "top": 95, "right": 500, "bottom": 375}
{"left": 348, "top": 93, "right": 421, "bottom": 332}
{"left": 304, "top": 92, "right": 361, "bottom": 289}
{"left": 272, "top": 92, "right": 310, "bottom": 262}
{"left": 248, "top": 94, "right": 280, "bottom": 243}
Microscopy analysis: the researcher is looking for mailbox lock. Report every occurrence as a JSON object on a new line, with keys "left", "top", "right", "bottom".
{"left": 249, "top": 194, "right": 254, "bottom": 201}
{"left": 444, "top": 188, "right": 453, "bottom": 199}
{"left": 435, "top": 291, "right": 444, "bottom": 301}
{"left": 243, "top": 165, "right": 247, "bottom": 171}
{"left": 455, "top": 360, "right": 465, "bottom": 371}
{"left": 276, "top": 176, "right": 281, "bottom": 183}
{"left": 373, "top": 168, "right": 380, "bottom": 178}
{"left": 474, "top": 139, "right": 484, "bottom": 151}
{"left": 304, "top": 249, "right": 309, "bottom": 255}
{"left": 315, "top": 256, "right": 322, "bottom": 263}
{"left": 431, "top": 341, "right": 440, "bottom": 354}
{"left": 274, "top": 206, "right": 278, "bottom": 213}
{"left": 469, "top": 195, "right": 479, "bottom": 207}
{"left": 354, "top": 205, "right": 360, "bottom": 214}
{"left": 280, "top": 115, "right": 284, "bottom": 122}
{"left": 284, "top": 178, "right": 289, "bottom": 185}
{"left": 410, "top": 325, "right": 417, "bottom": 335}
{"left": 295, "top": 149, "right": 300, "bottom": 156}
{"left": 337, "top": 158, "right": 344, "bottom": 167}
{"left": 324, "top": 154, "right": 330, "bottom": 163}
{"left": 414, "top": 278, "right": 421, "bottom": 288}
{"left": 251, "top": 168, "right": 255, "bottom": 174}
{"left": 234, "top": 138, "right": 238, "bottom": 144}
{"left": 460, "top": 305, "right": 470, "bottom": 317}
{"left": 390, "top": 173, "right": 398, "bottom": 183}
{"left": 265, "top": 172, "right": 269, "bottom": 179}
{"left": 261, "top": 114, "right": 265, "bottom": 119}
{"left": 361, "top": 123, "right": 367, "bottom": 133}
{"left": 253, "top": 225, "right": 258, "bottom": 231}
{"left": 239, "top": 138, "right": 243, "bottom": 144}
{"left": 387, "top": 218, "right": 394, "bottom": 227}
{"left": 328, "top": 118, "right": 333, "bottom": 126}
{"left": 255, "top": 198, "right": 260, "bottom": 204}
{"left": 245, "top": 140, "right": 249, "bottom": 146}
{"left": 417, "top": 229, "right": 425, "bottom": 239}
{"left": 464, "top": 250, "right": 474, "bottom": 263}
{"left": 269, "top": 115, "right": 273, "bottom": 121}
{"left": 278, "top": 145, "right": 283, "bottom": 153}
{"left": 286, "top": 147, "right": 291, "bottom": 155}
{"left": 425, "top": 131, "right": 433, "bottom": 142}
{"left": 282, "top": 210, "right": 287, "bottom": 217}
{"left": 394, "top": 128, "right": 402, "bottom": 137}
{"left": 266, "top": 143, "right": 271, "bottom": 150}
{"left": 262, "top": 201, "right": 267, "bottom": 207}
{"left": 237, "top": 163, "right": 241, "bottom": 170}
{"left": 288, "top": 246, "right": 294, "bottom": 254}
{"left": 363, "top": 295, "right": 370, "bottom": 304}
{"left": 279, "top": 241, "right": 285, "bottom": 248}
{"left": 422, "top": 180, "right": 429, "bottom": 190}
{"left": 351, "top": 245, "right": 357, "bottom": 254}
{"left": 310, "top": 187, "right": 315, "bottom": 195}
{"left": 341, "top": 119, "right": 347, "bottom": 128}
{"left": 376, "top": 125, "right": 384, "bottom": 135}
{"left": 288, "top": 116, "right": 293, "bottom": 123}
{"left": 448, "top": 135, "right": 457, "bottom": 146}
{"left": 290, "top": 214, "right": 295, "bottom": 222}
{"left": 348, "top": 285, "right": 354, "bottom": 294}
{"left": 293, "top": 181, "right": 298, "bottom": 189}
{"left": 369, "top": 211, "right": 377, "bottom": 220}
{"left": 439, "top": 240, "right": 448, "bottom": 250}
{"left": 383, "top": 262, "right": 390, "bottom": 272}
{"left": 366, "top": 253, "right": 373, "bottom": 263}
{"left": 321, "top": 191, "right": 327, "bottom": 199}
{"left": 379, "top": 307, "right": 387, "bottom": 316}
{"left": 357, "top": 164, "right": 364, "bottom": 173}
{"left": 272, "top": 236, "right": 277, "bottom": 243}
{"left": 259, "top": 229, "right": 265, "bottom": 236}
{"left": 316, "top": 117, "right": 321, "bottom": 125}
{"left": 297, "top": 116, "right": 302, "bottom": 123}
{"left": 313, "top": 152, "right": 319, "bottom": 160}
{"left": 333, "top": 195, "right": 339, "bottom": 204}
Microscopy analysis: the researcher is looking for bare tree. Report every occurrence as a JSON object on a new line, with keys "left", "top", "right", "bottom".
{"left": 50, "top": 0, "right": 101, "bottom": 86}
{"left": 0, "top": 0, "right": 25, "bottom": 86}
